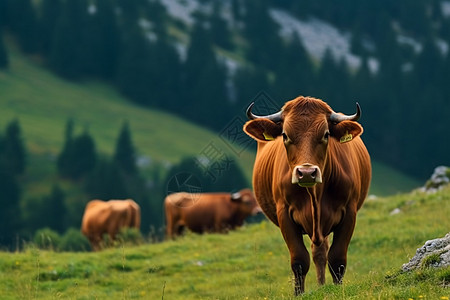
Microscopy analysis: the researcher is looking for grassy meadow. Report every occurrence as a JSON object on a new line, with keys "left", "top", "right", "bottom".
{"left": 1, "top": 186, "right": 449, "bottom": 299}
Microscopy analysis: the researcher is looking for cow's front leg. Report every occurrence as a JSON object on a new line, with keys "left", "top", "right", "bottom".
{"left": 311, "top": 237, "right": 329, "bottom": 285}
{"left": 277, "top": 204, "right": 310, "bottom": 295}
{"left": 328, "top": 208, "right": 356, "bottom": 284}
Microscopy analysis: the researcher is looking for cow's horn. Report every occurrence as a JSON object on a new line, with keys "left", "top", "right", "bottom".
{"left": 231, "top": 192, "right": 241, "bottom": 201}
{"left": 330, "top": 102, "right": 361, "bottom": 123}
{"left": 246, "top": 102, "right": 282, "bottom": 123}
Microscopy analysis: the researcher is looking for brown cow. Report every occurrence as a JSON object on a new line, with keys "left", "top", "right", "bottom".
{"left": 81, "top": 199, "right": 141, "bottom": 251}
{"left": 165, "top": 188, "right": 262, "bottom": 238}
{"left": 243, "top": 96, "right": 371, "bottom": 295}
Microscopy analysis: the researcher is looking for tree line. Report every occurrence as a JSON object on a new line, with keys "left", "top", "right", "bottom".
{"left": 1, "top": 0, "right": 449, "bottom": 178}
{"left": 0, "top": 119, "right": 248, "bottom": 249}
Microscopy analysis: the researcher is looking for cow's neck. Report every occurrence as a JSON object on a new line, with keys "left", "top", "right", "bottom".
{"left": 306, "top": 187, "right": 324, "bottom": 245}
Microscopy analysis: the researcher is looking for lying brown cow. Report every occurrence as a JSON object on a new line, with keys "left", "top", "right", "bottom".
{"left": 164, "top": 188, "right": 262, "bottom": 238}
{"left": 81, "top": 199, "right": 141, "bottom": 251}
{"left": 244, "top": 96, "right": 371, "bottom": 295}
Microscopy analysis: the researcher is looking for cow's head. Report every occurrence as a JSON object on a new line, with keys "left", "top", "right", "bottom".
{"left": 231, "top": 189, "right": 262, "bottom": 215}
{"left": 244, "top": 96, "right": 363, "bottom": 187}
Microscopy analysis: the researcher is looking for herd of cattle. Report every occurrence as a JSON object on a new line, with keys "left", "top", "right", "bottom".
{"left": 80, "top": 96, "right": 371, "bottom": 295}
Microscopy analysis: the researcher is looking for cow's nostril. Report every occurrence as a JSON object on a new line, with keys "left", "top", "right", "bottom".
{"left": 311, "top": 169, "right": 317, "bottom": 179}
{"left": 297, "top": 169, "right": 304, "bottom": 178}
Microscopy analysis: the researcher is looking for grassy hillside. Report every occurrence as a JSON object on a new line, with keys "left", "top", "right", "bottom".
{"left": 0, "top": 185, "right": 449, "bottom": 299}
{"left": 1, "top": 47, "right": 421, "bottom": 199}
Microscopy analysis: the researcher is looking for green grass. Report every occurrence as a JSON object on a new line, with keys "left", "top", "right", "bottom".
{"left": 1, "top": 186, "right": 449, "bottom": 299}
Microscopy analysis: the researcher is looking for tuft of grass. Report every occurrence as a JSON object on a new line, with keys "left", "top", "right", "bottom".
{"left": 421, "top": 253, "right": 443, "bottom": 269}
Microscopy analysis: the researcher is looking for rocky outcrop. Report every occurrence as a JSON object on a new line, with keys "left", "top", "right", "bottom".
{"left": 422, "top": 166, "right": 450, "bottom": 193}
{"left": 402, "top": 233, "right": 450, "bottom": 272}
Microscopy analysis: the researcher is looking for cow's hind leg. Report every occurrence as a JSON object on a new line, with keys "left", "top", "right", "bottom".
{"left": 277, "top": 205, "right": 310, "bottom": 295}
{"left": 311, "top": 237, "right": 329, "bottom": 285}
{"left": 328, "top": 211, "right": 356, "bottom": 284}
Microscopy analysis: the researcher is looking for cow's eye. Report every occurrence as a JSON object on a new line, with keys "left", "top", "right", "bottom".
{"left": 282, "top": 132, "right": 288, "bottom": 142}
{"left": 323, "top": 131, "right": 330, "bottom": 141}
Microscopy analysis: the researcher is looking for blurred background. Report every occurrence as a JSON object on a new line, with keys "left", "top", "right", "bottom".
{"left": 0, "top": 0, "right": 448, "bottom": 249}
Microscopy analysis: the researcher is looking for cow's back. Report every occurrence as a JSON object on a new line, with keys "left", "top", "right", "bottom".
{"left": 81, "top": 200, "right": 110, "bottom": 236}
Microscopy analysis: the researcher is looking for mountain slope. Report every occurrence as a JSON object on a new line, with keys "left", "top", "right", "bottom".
{"left": 1, "top": 45, "right": 420, "bottom": 196}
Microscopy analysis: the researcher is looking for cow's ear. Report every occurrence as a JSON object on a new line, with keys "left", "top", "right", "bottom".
{"left": 330, "top": 120, "right": 363, "bottom": 143}
{"left": 244, "top": 119, "right": 282, "bottom": 142}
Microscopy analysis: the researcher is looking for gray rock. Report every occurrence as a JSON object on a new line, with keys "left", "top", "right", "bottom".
{"left": 424, "top": 166, "right": 450, "bottom": 193}
{"left": 402, "top": 233, "right": 450, "bottom": 272}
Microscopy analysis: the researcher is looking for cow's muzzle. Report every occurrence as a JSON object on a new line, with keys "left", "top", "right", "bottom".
{"left": 292, "top": 164, "right": 322, "bottom": 187}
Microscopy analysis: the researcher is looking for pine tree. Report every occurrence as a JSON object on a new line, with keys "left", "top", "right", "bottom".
{"left": 183, "top": 20, "right": 230, "bottom": 129}
{"left": 2, "top": 119, "right": 26, "bottom": 176}
{"left": 116, "top": 23, "right": 153, "bottom": 105}
{"left": 0, "top": 32, "right": 8, "bottom": 69}
{"left": 315, "top": 48, "right": 339, "bottom": 102}
{"left": 233, "top": 65, "right": 271, "bottom": 110}
{"left": 0, "top": 0, "right": 7, "bottom": 27}
{"left": 82, "top": 0, "right": 120, "bottom": 79}
{"left": 45, "top": 184, "right": 67, "bottom": 233}
{"left": 7, "top": 0, "right": 39, "bottom": 53}
{"left": 242, "top": 0, "right": 283, "bottom": 70}
{"left": 49, "top": 0, "right": 88, "bottom": 79}
{"left": 273, "top": 33, "right": 315, "bottom": 100}
{"left": 70, "top": 130, "right": 97, "bottom": 179}
{"left": 38, "top": 0, "right": 63, "bottom": 57}
{"left": 85, "top": 158, "right": 128, "bottom": 200}
{"left": 210, "top": 1, "right": 233, "bottom": 50}
{"left": 57, "top": 119, "right": 74, "bottom": 178}
{"left": 0, "top": 166, "right": 21, "bottom": 247}
{"left": 113, "top": 121, "right": 137, "bottom": 175}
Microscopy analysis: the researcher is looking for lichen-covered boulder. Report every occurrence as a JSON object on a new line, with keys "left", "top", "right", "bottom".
{"left": 402, "top": 233, "right": 450, "bottom": 272}
{"left": 423, "top": 166, "right": 450, "bottom": 193}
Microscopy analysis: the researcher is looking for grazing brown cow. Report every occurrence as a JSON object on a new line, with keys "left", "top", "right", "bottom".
{"left": 81, "top": 199, "right": 141, "bottom": 251}
{"left": 164, "top": 188, "right": 262, "bottom": 238}
{"left": 243, "top": 96, "right": 371, "bottom": 295}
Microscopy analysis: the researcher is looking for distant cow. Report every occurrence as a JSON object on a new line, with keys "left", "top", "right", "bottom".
{"left": 81, "top": 199, "right": 141, "bottom": 251}
{"left": 244, "top": 96, "right": 371, "bottom": 295}
{"left": 164, "top": 188, "right": 262, "bottom": 238}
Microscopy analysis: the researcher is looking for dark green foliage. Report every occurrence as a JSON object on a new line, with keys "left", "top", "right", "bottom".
{"left": 57, "top": 120, "right": 96, "bottom": 180}
{"left": 59, "top": 228, "right": 90, "bottom": 252}
{"left": 273, "top": 33, "right": 315, "bottom": 100}
{"left": 0, "top": 32, "right": 8, "bottom": 69}
{"left": 45, "top": 185, "right": 67, "bottom": 234}
{"left": 116, "top": 23, "right": 153, "bottom": 105}
{"left": 210, "top": 2, "right": 233, "bottom": 50}
{"left": 0, "top": 166, "right": 21, "bottom": 246}
{"left": 57, "top": 119, "right": 74, "bottom": 178}
{"left": 21, "top": 185, "right": 66, "bottom": 237}
{"left": 0, "top": 0, "right": 7, "bottom": 27}
{"left": 0, "top": 119, "right": 26, "bottom": 176}
{"left": 69, "top": 131, "right": 97, "bottom": 179}
{"left": 183, "top": 20, "right": 231, "bottom": 130}
{"left": 85, "top": 158, "right": 128, "bottom": 200}
{"left": 6, "top": 0, "right": 39, "bottom": 53}
{"left": 38, "top": 0, "right": 62, "bottom": 57}
{"left": 232, "top": 65, "right": 271, "bottom": 110}
{"left": 164, "top": 156, "right": 249, "bottom": 194}
{"left": 82, "top": 0, "right": 120, "bottom": 79}
{"left": 33, "top": 228, "right": 61, "bottom": 250}
{"left": 114, "top": 121, "right": 137, "bottom": 175}
{"left": 242, "top": 0, "right": 283, "bottom": 70}
{"left": 49, "top": 0, "right": 88, "bottom": 79}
